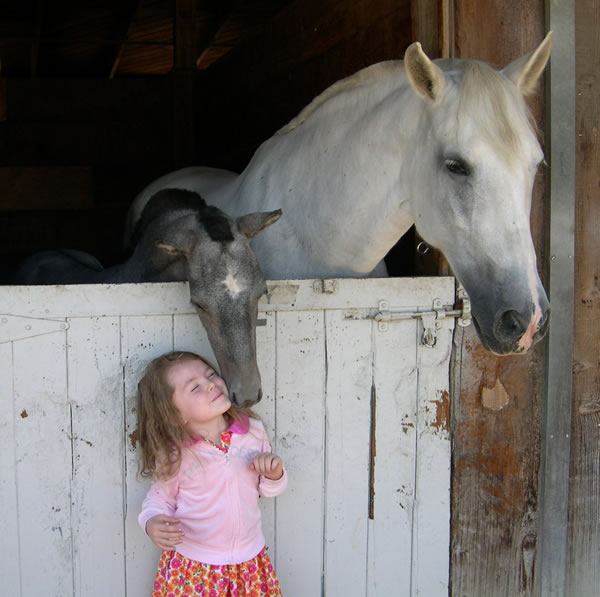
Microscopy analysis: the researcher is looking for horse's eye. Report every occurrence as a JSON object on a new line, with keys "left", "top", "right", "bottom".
{"left": 445, "top": 159, "right": 471, "bottom": 177}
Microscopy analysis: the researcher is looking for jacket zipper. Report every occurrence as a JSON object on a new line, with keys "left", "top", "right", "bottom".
{"left": 225, "top": 450, "right": 240, "bottom": 562}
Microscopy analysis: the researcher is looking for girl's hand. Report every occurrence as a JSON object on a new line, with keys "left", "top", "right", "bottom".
{"left": 145, "top": 514, "right": 184, "bottom": 550}
{"left": 251, "top": 452, "right": 284, "bottom": 480}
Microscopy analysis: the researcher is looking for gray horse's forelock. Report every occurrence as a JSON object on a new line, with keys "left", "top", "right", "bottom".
{"left": 196, "top": 207, "right": 234, "bottom": 242}
{"left": 457, "top": 62, "right": 537, "bottom": 166}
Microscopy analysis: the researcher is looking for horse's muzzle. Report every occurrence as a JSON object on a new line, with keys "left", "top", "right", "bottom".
{"left": 231, "top": 388, "right": 263, "bottom": 408}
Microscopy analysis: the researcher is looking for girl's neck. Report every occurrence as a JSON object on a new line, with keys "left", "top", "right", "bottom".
{"left": 187, "top": 414, "right": 229, "bottom": 445}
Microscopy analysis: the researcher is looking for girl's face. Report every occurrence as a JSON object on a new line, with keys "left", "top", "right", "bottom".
{"left": 167, "top": 359, "right": 231, "bottom": 433}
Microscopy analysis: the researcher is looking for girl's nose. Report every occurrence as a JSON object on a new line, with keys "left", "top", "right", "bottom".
{"left": 207, "top": 382, "right": 215, "bottom": 392}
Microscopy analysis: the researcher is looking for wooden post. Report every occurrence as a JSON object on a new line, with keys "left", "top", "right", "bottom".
{"left": 567, "top": 1, "right": 600, "bottom": 595}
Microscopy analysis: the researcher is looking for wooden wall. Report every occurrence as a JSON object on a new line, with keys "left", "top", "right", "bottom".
{"left": 569, "top": 1, "right": 600, "bottom": 594}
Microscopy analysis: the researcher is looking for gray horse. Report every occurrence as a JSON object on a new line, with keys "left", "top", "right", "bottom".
{"left": 14, "top": 189, "right": 282, "bottom": 407}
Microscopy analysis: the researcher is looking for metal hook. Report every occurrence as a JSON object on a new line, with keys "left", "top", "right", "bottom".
{"left": 416, "top": 241, "right": 430, "bottom": 255}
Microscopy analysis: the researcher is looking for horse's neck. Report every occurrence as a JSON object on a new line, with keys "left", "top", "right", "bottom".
{"left": 234, "top": 65, "right": 420, "bottom": 274}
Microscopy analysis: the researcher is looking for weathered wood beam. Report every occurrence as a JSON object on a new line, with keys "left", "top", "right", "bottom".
{"left": 567, "top": 1, "right": 600, "bottom": 594}
{"left": 108, "top": 0, "right": 142, "bottom": 79}
{"left": 410, "top": 0, "right": 451, "bottom": 57}
{"left": 536, "top": 1, "right": 577, "bottom": 595}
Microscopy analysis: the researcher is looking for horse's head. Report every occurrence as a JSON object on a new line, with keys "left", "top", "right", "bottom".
{"left": 155, "top": 197, "right": 281, "bottom": 407}
{"left": 403, "top": 33, "right": 552, "bottom": 355}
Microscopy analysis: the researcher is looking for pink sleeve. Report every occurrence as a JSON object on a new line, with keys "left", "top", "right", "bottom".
{"left": 256, "top": 421, "right": 288, "bottom": 498}
{"left": 137, "top": 474, "right": 179, "bottom": 534}
{"left": 258, "top": 467, "right": 288, "bottom": 497}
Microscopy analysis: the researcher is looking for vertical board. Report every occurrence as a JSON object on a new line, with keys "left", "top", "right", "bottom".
{"left": 68, "top": 316, "right": 126, "bottom": 595}
{"left": 255, "top": 311, "right": 278, "bottom": 555}
{"left": 0, "top": 341, "right": 20, "bottom": 594}
{"left": 367, "top": 319, "right": 419, "bottom": 596}
{"left": 13, "top": 331, "right": 73, "bottom": 596}
{"left": 323, "top": 310, "right": 373, "bottom": 596}
{"left": 122, "top": 315, "right": 174, "bottom": 597}
{"left": 569, "top": 0, "right": 600, "bottom": 594}
{"left": 274, "top": 311, "right": 326, "bottom": 596}
{"left": 412, "top": 318, "right": 453, "bottom": 595}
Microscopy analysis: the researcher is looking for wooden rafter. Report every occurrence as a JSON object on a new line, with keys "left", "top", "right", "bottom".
{"left": 109, "top": 0, "right": 143, "bottom": 79}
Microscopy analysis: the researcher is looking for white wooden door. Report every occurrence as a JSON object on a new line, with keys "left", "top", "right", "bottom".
{"left": 0, "top": 278, "right": 455, "bottom": 597}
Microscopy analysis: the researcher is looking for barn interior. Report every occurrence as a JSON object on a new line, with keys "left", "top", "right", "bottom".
{"left": 0, "top": 0, "right": 420, "bottom": 284}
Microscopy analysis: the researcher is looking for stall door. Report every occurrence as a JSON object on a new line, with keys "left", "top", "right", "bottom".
{"left": 0, "top": 278, "right": 456, "bottom": 597}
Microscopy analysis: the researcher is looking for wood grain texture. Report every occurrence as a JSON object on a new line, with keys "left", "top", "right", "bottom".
{"left": 568, "top": 1, "right": 600, "bottom": 594}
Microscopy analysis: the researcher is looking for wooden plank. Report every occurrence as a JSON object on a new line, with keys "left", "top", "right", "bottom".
{"left": 13, "top": 331, "right": 73, "bottom": 596}
{"left": 323, "top": 310, "right": 372, "bottom": 595}
{"left": 537, "top": 3, "right": 576, "bottom": 596}
{"left": 0, "top": 166, "right": 93, "bottom": 210}
{"left": 412, "top": 313, "right": 453, "bottom": 594}
{"left": 122, "top": 315, "right": 174, "bottom": 597}
{"left": 0, "top": 342, "right": 20, "bottom": 594}
{"left": 173, "top": 312, "right": 215, "bottom": 362}
{"left": 67, "top": 316, "right": 126, "bottom": 596}
{"left": 367, "top": 317, "right": 419, "bottom": 595}
{"left": 254, "top": 310, "right": 278, "bottom": 558}
{"left": 1, "top": 277, "right": 455, "bottom": 318}
{"left": 448, "top": 4, "right": 548, "bottom": 596}
{"left": 274, "top": 310, "right": 326, "bottom": 596}
{"left": 567, "top": 0, "right": 599, "bottom": 595}
{"left": 410, "top": 0, "right": 442, "bottom": 57}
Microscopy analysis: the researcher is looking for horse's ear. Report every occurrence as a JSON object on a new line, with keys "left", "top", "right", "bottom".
{"left": 404, "top": 41, "right": 445, "bottom": 102}
{"left": 155, "top": 241, "right": 191, "bottom": 257}
{"left": 501, "top": 31, "right": 552, "bottom": 96}
{"left": 237, "top": 209, "right": 282, "bottom": 239}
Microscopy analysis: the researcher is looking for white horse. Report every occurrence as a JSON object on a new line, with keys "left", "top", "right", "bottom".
{"left": 126, "top": 34, "right": 553, "bottom": 356}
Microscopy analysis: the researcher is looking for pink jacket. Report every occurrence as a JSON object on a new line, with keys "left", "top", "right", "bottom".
{"left": 138, "top": 416, "right": 287, "bottom": 565}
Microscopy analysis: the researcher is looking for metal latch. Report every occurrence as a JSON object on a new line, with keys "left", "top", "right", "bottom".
{"left": 345, "top": 286, "right": 472, "bottom": 347}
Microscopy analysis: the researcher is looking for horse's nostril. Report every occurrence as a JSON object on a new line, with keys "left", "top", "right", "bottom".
{"left": 537, "top": 308, "right": 551, "bottom": 338}
{"left": 256, "top": 389, "right": 263, "bottom": 403}
{"left": 498, "top": 310, "right": 526, "bottom": 341}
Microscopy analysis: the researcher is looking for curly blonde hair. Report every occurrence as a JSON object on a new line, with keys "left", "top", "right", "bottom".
{"left": 136, "top": 351, "right": 256, "bottom": 480}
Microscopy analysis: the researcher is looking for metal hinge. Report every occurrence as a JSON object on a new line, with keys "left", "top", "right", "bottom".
{"left": 0, "top": 315, "right": 70, "bottom": 344}
{"left": 344, "top": 285, "right": 471, "bottom": 347}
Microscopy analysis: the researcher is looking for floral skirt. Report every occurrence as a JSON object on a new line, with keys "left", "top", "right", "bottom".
{"left": 151, "top": 546, "right": 282, "bottom": 597}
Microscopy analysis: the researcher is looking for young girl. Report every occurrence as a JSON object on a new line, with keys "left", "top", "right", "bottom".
{"left": 136, "top": 351, "right": 287, "bottom": 597}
